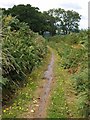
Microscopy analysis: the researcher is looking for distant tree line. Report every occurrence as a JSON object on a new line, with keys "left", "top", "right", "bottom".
{"left": 2, "top": 4, "right": 81, "bottom": 35}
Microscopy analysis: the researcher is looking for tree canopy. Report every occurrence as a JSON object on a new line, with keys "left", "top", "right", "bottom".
{"left": 2, "top": 4, "right": 81, "bottom": 35}
{"left": 47, "top": 8, "right": 81, "bottom": 34}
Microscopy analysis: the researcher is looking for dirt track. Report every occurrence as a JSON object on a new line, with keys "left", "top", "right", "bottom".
{"left": 34, "top": 52, "right": 54, "bottom": 118}
{"left": 21, "top": 52, "right": 55, "bottom": 118}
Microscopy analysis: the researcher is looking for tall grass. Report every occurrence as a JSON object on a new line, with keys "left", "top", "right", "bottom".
{"left": 48, "top": 30, "right": 89, "bottom": 117}
{"left": 2, "top": 15, "right": 47, "bottom": 105}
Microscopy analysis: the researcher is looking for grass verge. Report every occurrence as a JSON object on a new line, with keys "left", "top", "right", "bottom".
{"left": 47, "top": 49, "right": 81, "bottom": 118}
{"left": 2, "top": 48, "right": 51, "bottom": 118}
{"left": 47, "top": 50, "right": 67, "bottom": 118}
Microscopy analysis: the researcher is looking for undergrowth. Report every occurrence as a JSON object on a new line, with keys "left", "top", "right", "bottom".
{"left": 2, "top": 48, "right": 51, "bottom": 118}
{"left": 47, "top": 30, "right": 89, "bottom": 118}
{"left": 2, "top": 15, "right": 47, "bottom": 105}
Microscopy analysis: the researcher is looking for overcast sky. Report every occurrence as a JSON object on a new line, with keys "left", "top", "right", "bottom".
{"left": 0, "top": 0, "right": 89, "bottom": 29}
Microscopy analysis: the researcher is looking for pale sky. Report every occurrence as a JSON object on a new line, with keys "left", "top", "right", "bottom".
{"left": 0, "top": 0, "right": 89, "bottom": 29}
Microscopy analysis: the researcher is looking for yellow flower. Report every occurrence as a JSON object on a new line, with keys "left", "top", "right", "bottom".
{"left": 19, "top": 107, "right": 22, "bottom": 110}
{"left": 3, "top": 110, "right": 6, "bottom": 113}
{"left": 6, "top": 108, "right": 9, "bottom": 111}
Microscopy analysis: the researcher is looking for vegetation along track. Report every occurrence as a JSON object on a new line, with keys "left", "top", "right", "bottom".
{"left": 19, "top": 49, "right": 55, "bottom": 118}
{"left": 2, "top": 9, "right": 89, "bottom": 119}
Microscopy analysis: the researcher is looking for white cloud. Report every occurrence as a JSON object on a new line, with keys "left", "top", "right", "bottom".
{"left": 88, "top": 1, "right": 90, "bottom": 27}
{"left": 0, "top": 0, "right": 89, "bottom": 29}
{"left": 60, "top": 3, "right": 82, "bottom": 10}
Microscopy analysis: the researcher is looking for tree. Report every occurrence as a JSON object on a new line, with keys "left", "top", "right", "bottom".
{"left": 3, "top": 5, "right": 57, "bottom": 35}
{"left": 3, "top": 5, "right": 81, "bottom": 35}
{"left": 42, "top": 11, "right": 56, "bottom": 35}
{"left": 47, "top": 8, "right": 81, "bottom": 34}
{"left": 3, "top": 4, "right": 44, "bottom": 34}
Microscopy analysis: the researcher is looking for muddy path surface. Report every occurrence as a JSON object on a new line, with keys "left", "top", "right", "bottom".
{"left": 21, "top": 51, "right": 55, "bottom": 118}
{"left": 35, "top": 52, "right": 55, "bottom": 118}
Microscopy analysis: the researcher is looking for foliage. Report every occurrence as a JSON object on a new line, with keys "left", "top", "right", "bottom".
{"left": 47, "top": 8, "right": 81, "bottom": 34}
{"left": 2, "top": 4, "right": 81, "bottom": 35}
{"left": 2, "top": 4, "right": 56, "bottom": 35}
{"left": 47, "top": 51, "right": 68, "bottom": 118}
{"left": 48, "top": 30, "right": 88, "bottom": 117}
{"left": 2, "top": 15, "right": 47, "bottom": 105}
{"left": 2, "top": 50, "right": 51, "bottom": 118}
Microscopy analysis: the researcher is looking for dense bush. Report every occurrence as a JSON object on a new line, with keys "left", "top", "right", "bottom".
{"left": 2, "top": 15, "right": 47, "bottom": 105}
{"left": 48, "top": 30, "right": 89, "bottom": 117}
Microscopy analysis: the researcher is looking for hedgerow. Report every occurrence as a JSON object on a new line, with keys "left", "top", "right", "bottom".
{"left": 48, "top": 30, "right": 89, "bottom": 117}
{"left": 2, "top": 15, "right": 47, "bottom": 105}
